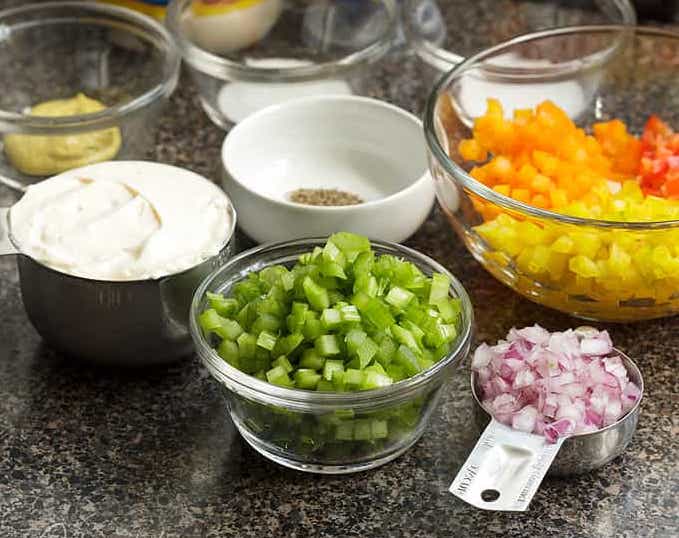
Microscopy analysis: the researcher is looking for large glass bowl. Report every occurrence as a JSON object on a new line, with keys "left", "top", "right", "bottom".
{"left": 425, "top": 26, "right": 679, "bottom": 322}
{"left": 190, "top": 238, "right": 474, "bottom": 473}
{"left": 166, "top": 0, "right": 398, "bottom": 128}
{"left": 0, "top": 1, "right": 180, "bottom": 191}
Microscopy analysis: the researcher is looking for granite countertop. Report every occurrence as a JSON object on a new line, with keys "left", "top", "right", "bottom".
{"left": 1, "top": 7, "right": 678, "bottom": 538}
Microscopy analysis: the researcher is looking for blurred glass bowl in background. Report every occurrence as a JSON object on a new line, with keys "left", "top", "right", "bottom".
{"left": 403, "top": 0, "right": 636, "bottom": 102}
{"left": 166, "top": 0, "right": 398, "bottom": 129}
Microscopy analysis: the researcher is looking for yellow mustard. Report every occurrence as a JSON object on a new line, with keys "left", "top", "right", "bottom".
{"left": 96, "top": 0, "right": 167, "bottom": 20}
{"left": 191, "top": 0, "right": 271, "bottom": 16}
{"left": 4, "top": 93, "right": 122, "bottom": 177}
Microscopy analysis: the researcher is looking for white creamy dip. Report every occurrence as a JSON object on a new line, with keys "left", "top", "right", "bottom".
{"left": 10, "top": 161, "right": 233, "bottom": 281}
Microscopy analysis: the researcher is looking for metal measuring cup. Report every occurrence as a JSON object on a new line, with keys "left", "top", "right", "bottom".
{"left": 451, "top": 348, "right": 643, "bottom": 511}
{"left": 0, "top": 201, "right": 237, "bottom": 367}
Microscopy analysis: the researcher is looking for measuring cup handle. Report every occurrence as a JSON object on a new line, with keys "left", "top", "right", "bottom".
{"left": 0, "top": 207, "right": 19, "bottom": 256}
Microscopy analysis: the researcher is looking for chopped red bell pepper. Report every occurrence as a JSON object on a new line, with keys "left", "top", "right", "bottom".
{"left": 638, "top": 115, "right": 679, "bottom": 199}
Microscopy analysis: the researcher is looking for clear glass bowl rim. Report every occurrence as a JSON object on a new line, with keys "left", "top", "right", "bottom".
{"left": 0, "top": 1, "right": 181, "bottom": 132}
{"left": 190, "top": 237, "right": 475, "bottom": 411}
{"left": 424, "top": 24, "right": 679, "bottom": 229}
{"left": 165, "top": 0, "right": 399, "bottom": 83}
{"left": 403, "top": 0, "right": 637, "bottom": 68}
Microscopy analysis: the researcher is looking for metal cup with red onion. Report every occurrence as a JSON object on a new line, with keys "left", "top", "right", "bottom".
{"left": 450, "top": 325, "right": 643, "bottom": 511}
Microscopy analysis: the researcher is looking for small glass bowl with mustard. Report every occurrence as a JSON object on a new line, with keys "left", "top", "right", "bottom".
{"left": 0, "top": 1, "right": 180, "bottom": 191}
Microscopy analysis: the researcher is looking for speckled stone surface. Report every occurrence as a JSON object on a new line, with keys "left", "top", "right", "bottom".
{"left": 1, "top": 4, "right": 678, "bottom": 537}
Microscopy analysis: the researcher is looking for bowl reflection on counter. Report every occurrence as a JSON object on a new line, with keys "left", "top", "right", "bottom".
{"left": 425, "top": 26, "right": 679, "bottom": 322}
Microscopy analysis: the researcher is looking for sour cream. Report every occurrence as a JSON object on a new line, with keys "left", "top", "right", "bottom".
{"left": 10, "top": 161, "right": 233, "bottom": 281}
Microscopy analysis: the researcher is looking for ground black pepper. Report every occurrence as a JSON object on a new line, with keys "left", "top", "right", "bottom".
{"left": 289, "top": 188, "right": 364, "bottom": 206}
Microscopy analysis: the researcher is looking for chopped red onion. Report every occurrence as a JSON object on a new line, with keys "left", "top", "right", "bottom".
{"left": 473, "top": 325, "right": 641, "bottom": 443}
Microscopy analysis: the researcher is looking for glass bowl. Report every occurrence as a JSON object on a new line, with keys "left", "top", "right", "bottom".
{"left": 166, "top": 0, "right": 398, "bottom": 128}
{"left": 425, "top": 26, "right": 679, "bottom": 322}
{"left": 403, "top": 0, "right": 636, "bottom": 96}
{"left": 0, "top": 1, "right": 180, "bottom": 191}
{"left": 190, "top": 238, "right": 474, "bottom": 473}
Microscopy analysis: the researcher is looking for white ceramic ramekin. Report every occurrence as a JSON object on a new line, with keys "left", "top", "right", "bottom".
{"left": 220, "top": 95, "right": 436, "bottom": 244}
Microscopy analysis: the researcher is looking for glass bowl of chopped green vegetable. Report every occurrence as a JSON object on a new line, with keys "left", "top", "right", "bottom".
{"left": 190, "top": 233, "right": 474, "bottom": 473}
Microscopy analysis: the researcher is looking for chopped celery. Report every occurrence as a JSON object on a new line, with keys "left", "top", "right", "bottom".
{"left": 217, "top": 339, "right": 239, "bottom": 368}
{"left": 320, "top": 261, "right": 347, "bottom": 280}
{"left": 353, "top": 419, "right": 372, "bottom": 440}
{"left": 375, "top": 336, "right": 397, "bottom": 366}
{"left": 256, "top": 330, "right": 277, "bottom": 351}
{"left": 251, "top": 313, "right": 281, "bottom": 334}
{"left": 300, "top": 348, "right": 325, "bottom": 370}
{"left": 391, "top": 324, "right": 420, "bottom": 354}
{"left": 234, "top": 279, "right": 262, "bottom": 305}
{"left": 429, "top": 272, "right": 451, "bottom": 305}
{"left": 386, "top": 363, "right": 407, "bottom": 382}
{"left": 332, "top": 370, "right": 346, "bottom": 391}
{"left": 365, "top": 363, "right": 387, "bottom": 375}
{"left": 259, "top": 266, "right": 287, "bottom": 288}
{"left": 351, "top": 291, "right": 371, "bottom": 311}
{"left": 320, "top": 308, "right": 342, "bottom": 330}
{"left": 217, "top": 319, "right": 244, "bottom": 341}
{"left": 385, "top": 286, "right": 415, "bottom": 309}
{"left": 199, "top": 309, "right": 245, "bottom": 341}
{"left": 317, "top": 379, "right": 334, "bottom": 391}
{"left": 339, "top": 305, "right": 361, "bottom": 323}
{"left": 355, "top": 337, "right": 378, "bottom": 369}
{"left": 280, "top": 270, "right": 296, "bottom": 291}
{"left": 303, "top": 276, "right": 330, "bottom": 311}
{"left": 352, "top": 250, "right": 374, "bottom": 276}
{"left": 236, "top": 333, "right": 256, "bottom": 359}
{"left": 401, "top": 320, "right": 425, "bottom": 347}
{"left": 344, "top": 368, "right": 364, "bottom": 388}
{"left": 372, "top": 420, "right": 389, "bottom": 439}
{"left": 345, "top": 328, "right": 367, "bottom": 356}
{"left": 272, "top": 355, "right": 293, "bottom": 374}
{"left": 303, "top": 318, "right": 323, "bottom": 340}
{"left": 327, "top": 289, "right": 345, "bottom": 305}
{"left": 322, "top": 239, "right": 347, "bottom": 268}
{"left": 315, "top": 334, "right": 340, "bottom": 356}
{"left": 395, "top": 345, "right": 422, "bottom": 377}
{"left": 277, "top": 333, "right": 304, "bottom": 356}
{"left": 436, "top": 297, "right": 462, "bottom": 323}
{"left": 335, "top": 421, "right": 354, "bottom": 441}
{"left": 236, "top": 303, "right": 256, "bottom": 331}
{"left": 199, "top": 233, "right": 463, "bottom": 403}
{"left": 294, "top": 369, "right": 321, "bottom": 389}
{"left": 206, "top": 293, "right": 239, "bottom": 317}
{"left": 287, "top": 302, "right": 308, "bottom": 333}
{"left": 198, "top": 308, "right": 223, "bottom": 334}
{"left": 266, "top": 365, "right": 293, "bottom": 387}
{"left": 353, "top": 273, "right": 378, "bottom": 297}
{"left": 328, "top": 232, "right": 371, "bottom": 262}
{"left": 323, "top": 359, "right": 344, "bottom": 381}
{"left": 365, "top": 298, "right": 395, "bottom": 330}
{"left": 361, "top": 370, "right": 392, "bottom": 389}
